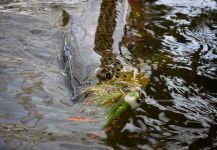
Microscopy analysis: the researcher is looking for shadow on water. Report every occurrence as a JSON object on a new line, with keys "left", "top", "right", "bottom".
{"left": 0, "top": 0, "right": 217, "bottom": 149}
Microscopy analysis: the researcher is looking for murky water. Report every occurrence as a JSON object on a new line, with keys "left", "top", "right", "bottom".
{"left": 0, "top": 0, "right": 217, "bottom": 149}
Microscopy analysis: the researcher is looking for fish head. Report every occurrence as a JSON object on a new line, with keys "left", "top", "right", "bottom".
{"left": 90, "top": 54, "right": 149, "bottom": 108}
{"left": 84, "top": 68, "right": 148, "bottom": 128}
{"left": 87, "top": 70, "right": 148, "bottom": 107}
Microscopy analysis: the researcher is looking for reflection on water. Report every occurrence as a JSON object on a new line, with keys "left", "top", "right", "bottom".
{"left": 0, "top": 0, "right": 217, "bottom": 149}
{"left": 0, "top": 1, "right": 107, "bottom": 149}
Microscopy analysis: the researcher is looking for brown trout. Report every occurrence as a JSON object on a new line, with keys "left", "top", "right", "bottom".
{"left": 61, "top": 0, "right": 149, "bottom": 127}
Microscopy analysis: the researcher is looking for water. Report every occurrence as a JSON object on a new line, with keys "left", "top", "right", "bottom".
{"left": 0, "top": 0, "right": 217, "bottom": 149}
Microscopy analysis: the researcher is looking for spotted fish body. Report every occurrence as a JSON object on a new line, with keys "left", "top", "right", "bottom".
{"left": 62, "top": 0, "right": 148, "bottom": 110}
{"left": 93, "top": 0, "right": 148, "bottom": 90}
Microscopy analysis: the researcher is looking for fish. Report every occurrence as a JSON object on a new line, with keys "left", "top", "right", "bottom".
{"left": 61, "top": 0, "right": 149, "bottom": 127}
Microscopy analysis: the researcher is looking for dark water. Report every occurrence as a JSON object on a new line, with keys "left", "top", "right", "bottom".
{"left": 0, "top": 0, "right": 217, "bottom": 149}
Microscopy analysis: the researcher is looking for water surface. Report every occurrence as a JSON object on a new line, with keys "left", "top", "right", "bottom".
{"left": 0, "top": 0, "right": 217, "bottom": 149}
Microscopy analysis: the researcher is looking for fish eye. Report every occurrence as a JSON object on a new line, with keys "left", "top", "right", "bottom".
{"left": 105, "top": 72, "right": 113, "bottom": 80}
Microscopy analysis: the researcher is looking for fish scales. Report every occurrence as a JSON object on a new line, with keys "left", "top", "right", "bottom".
{"left": 61, "top": 0, "right": 148, "bottom": 101}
